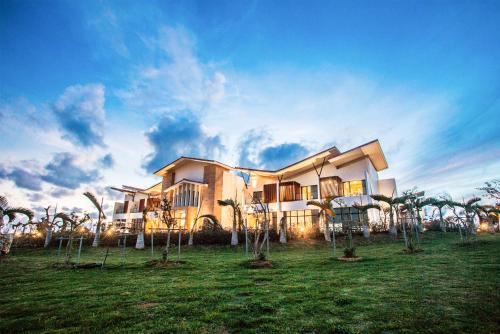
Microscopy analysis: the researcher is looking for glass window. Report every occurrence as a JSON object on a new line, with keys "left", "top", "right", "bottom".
{"left": 301, "top": 185, "right": 319, "bottom": 200}
{"left": 342, "top": 180, "right": 366, "bottom": 196}
{"left": 320, "top": 177, "right": 342, "bottom": 197}
{"left": 253, "top": 191, "right": 263, "bottom": 202}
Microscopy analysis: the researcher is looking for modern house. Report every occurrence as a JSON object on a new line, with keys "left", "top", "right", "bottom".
{"left": 111, "top": 139, "right": 396, "bottom": 233}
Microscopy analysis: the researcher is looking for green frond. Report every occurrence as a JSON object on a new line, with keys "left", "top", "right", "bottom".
{"left": 0, "top": 195, "right": 8, "bottom": 209}
{"left": 83, "top": 191, "right": 106, "bottom": 219}
{"left": 4, "top": 207, "right": 34, "bottom": 222}
{"left": 217, "top": 199, "right": 235, "bottom": 207}
{"left": 466, "top": 197, "right": 481, "bottom": 207}
{"left": 370, "top": 194, "right": 392, "bottom": 204}
{"left": 198, "top": 214, "right": 222, "bottom": 228}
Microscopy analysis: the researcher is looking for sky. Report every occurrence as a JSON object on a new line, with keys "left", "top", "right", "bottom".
{"left": 1, "top": 0, "right": 499, "bottom": 221}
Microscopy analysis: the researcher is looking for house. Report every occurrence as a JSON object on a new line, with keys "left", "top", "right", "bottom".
{"left": 111, "top": 139, "right": 397, "bottom": 233}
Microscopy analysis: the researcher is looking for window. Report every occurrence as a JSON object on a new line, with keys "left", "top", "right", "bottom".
{"left": 342, "top": 180, "right": 366, "bottom": 196}
{"left": 263, "top": 183, "right": 277, "bottom": 203}
{"left": 253, "top": 191, "right": 263, "bottom": 202}
{"left": 300, "top": 185, "right": 318, "bottom": 200}
{"left": 320, "top": 176, "right": 342, "bottom": 198}
{"left": 333, "top": 207, "right": 367, "bottom": 224}
{"left": 280, "top": 181, "right": 301, "bottom": 201}
{"left": 284, "top": 210, "right": 319, "bottom": 229}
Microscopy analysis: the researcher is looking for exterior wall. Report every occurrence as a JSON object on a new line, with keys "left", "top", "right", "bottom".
{"left": 173, "top": 163, "right": 205, "bottom": 183}
{"left": 378, "top": 178, "right": 397, "bottom": 197}
{"left": 201, "top": 165, "right": 225, "bottom": 225}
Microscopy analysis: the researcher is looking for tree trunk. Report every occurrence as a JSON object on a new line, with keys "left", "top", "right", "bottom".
{"left": 439, "top": 209, "right": 446, "bottom": 232}
{"left": 0, "top": 233, "right": 14, "bottom": 255}
{"left": 44, "top": 227, "right": 53, "bottom": 248}
{"left": 363, "top": 224, "right": 370, "bottom": 238}
{"left": 231, "top": 217, "right": 238, "bottom": 246}
{"left": 188, "top": 230, "right": 194, "bottom": 246}
{"left": 389, "top": 208, "right": 397, "bottom": 236}
{"left": 330, "top": 217, "right": 336, "bottom": 257}
{"left": 92, "top": 218, "right": 101, "bottom": 247}
{"left": 323, "top": 214, "right": 331, "bottom": 242}
{"left": 279, "top": 217, "right": 287, "bottom": 244}
{"left": 162, "top": 228, "right": 172, "bottom": 262}
{"left": 401, "top": 218, "right": 409, "bottom": 248}
{"left": 135, "top": 231, "right": 145, "bottom": 249}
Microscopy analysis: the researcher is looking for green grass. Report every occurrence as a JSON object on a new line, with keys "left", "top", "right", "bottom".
{"left": 1, "top": 233, "right": 499, "bottom": 333}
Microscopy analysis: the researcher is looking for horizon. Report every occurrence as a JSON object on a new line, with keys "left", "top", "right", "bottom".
{"left": 1, "top": 0, "right": 499, "bottom": 221}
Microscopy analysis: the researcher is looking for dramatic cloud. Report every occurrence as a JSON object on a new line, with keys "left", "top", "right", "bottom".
{"left": 259, "top": 143, "right": 310, "bottom": 170}
{"left": 50, "top": 187, "right": 75, "bottom": 199}
{"left": 143, "top": 110, "right": 224, "bottom": 172}
{"left": 52, "top": 84, "right": 106, "bottom": 147}
{"left": 41, "top": 153, "right": 100, "bottom": 189}
{"left": 117, "top": 26, "right": 226, "bottom": 113}
{"left": 237, "top": 129, "right": 310, "bottom": 170}
{"left": 0, "top": 166, "right": 43, "bottom": 191}
{"left": 27, "top": 193, "right": 44, "bottom": 202}
{"left": 98, "top": 154, "right": 115, "bottom": 168}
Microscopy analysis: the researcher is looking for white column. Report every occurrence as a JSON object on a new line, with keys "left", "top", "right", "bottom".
{"left": 276, "top": 180, "right": 282, "bottom": 228}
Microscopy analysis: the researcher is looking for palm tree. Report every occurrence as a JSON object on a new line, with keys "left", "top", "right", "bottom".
{"left": 0, "top": 195, "right": 34, "bottom": 255}
{"left": 414, "top": 197, "right": 435, "bottom": 233}
{"left": 279, "top": 216, "right": 287, "bottom": 244}
{"left": 83, "top": 192, "right": 106, "bottom": 247}
{"left": 307, "top": 196, "right": 337, "bottom": 255}
{"left": 218, "top": 198, "right": 242, "bottom": 247}
{"left": 353, "top": 203, "right": 380, "bottom": 238}
{"left": 427, "top": 198, "right": 450, "bottom": 232}
{"left": 59, "top": 212, "right": 89, "bottom": 264}
{"left": 135, "top": 206, "right": 149, "bottom": 249}
{"left": 42, "top": 205, "right": 63, "bottom": 248}
{"left": 0, "top": 195, "right": 34, "bottom": 230}
{"left": 370, "top": 194, "right": 398, "bottom": 236}
{"left": 160, "top": 197, "right": 176, "bottom": 262}
{"left": 188, "top": 214, "right": 221, "bottom": 246}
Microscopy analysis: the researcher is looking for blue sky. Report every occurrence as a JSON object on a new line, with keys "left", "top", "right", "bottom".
{"left": 1, "top": 0, "right": 499, "bottom": 218}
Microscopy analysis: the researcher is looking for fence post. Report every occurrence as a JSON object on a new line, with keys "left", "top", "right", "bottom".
{"left": 76, "top": 236, "right": 83, "bottom": 264}
{"left": 151, "top": 227, "right": 154, "bottom": 257}
{"left": 57, "top": 237, "right": 63, "bottom": 258}
{"left": 177, "top": 229, "right": 181, "bottom": 262}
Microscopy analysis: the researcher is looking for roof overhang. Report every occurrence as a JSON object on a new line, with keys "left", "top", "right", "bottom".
{"left": 328, "top": 140, "right": 388, "bottom": 171}
{"left": 235, "top": 146, "right": 340, "bottom": 179}
{"left": 153, "top": 157, "right": 232, "bottom": 176}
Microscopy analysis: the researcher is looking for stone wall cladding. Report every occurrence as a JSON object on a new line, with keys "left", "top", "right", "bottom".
{"left": 202, "top": 165, "right": 225, "bottom": 224}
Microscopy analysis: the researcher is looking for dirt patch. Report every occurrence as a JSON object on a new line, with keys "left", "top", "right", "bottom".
{"left": 337, "top": 256, "right": 363, "bottom": 262}
{"left": 137, "top": 302, "right": 160, "bottom": 309}
{"left": 243, "top": 260, "right": 273, "bottom": 268}
{"left": 52, "top": 262, "right": 102, "bottom": 269}
{"left": 146, "top": 259, "right": 187, "bottom": 268}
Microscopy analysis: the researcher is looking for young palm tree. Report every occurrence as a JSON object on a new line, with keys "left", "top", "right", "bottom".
{"left": 0, "top": 195, "right": 34, "bottom": 255}
{"left": 414, "top": 197, "right": 435, "bottom": 233}
{"left": 42, "top": 205, "right": 64, "bottom": 248}
{"left": 83, "top": 192, "right": 106, "bottom": 247}
{"left": 307, "top": 196, "right": 337, "bottom": 255}
{"left": 135, "top": 206, "right": 149, "bottom": 249}
{"left": 353, "top": 203, "right": 380, "bottom": 238}
{"left": 188, "top": 214, "right": 221, "bottom": 246}
{"left": 160, "top": 198, "right": 176, "bottom": 262}
{"left": 0, "top": 195, "right": 34, "bottom": 230}
{"left": 370, "top": 194, "right": 398, "bottom": 236}
{"left": 279, "top": 216, "right": 287, "bottom": 244}
{"left": 218, "top": 198, "right": 242, "bottom": 247}
{"left": 427, "top": 198, "right": 450, "bottom": 232}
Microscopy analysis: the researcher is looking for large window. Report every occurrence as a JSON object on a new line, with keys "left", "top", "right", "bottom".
{"left": 342, "top": 180, "right": 366, "bottom": 196}
{"left": 280, "top": 181, "right": 301, "bottom": 202}
{"left": 284, "top": 210, "right": 319, "bottom": 229}
{"left": 300, "top": 185, "right": 318, "bottom": 200}
{"left": 333, "top": 207, "right": 367, "bottom": 224}
{"left": 320, "top": 176, "right": 342, "bottom": 198}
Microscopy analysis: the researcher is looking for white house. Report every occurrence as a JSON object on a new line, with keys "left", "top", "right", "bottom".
{"left": 111, "top": 139, "right": 396, "bottom": 233}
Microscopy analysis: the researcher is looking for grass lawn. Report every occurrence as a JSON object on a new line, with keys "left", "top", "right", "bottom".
{"left": 1, "top": 232, "right": 499, "bottom": 333}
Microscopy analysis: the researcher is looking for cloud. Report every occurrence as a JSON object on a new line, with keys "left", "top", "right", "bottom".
{"left": 50, "top": 187, "right": 75, "bottom": 199}
{"left": 41, "top": 153, "right": 100, "bottom": 189}
{"left": 27, "top": 193, "right": 44, "bottom": 202}
{"left": 142, "top": 110, "right": 224, "bottom": 172}
{"left": 259, "top": 143, "right": 310, "bottom": 170}
{"left": 236, "top": 129, "right": 310, "bottom": 170}
{"left": 52, "top": 84, "right": 106, "bottom": 147}
{"left": 0, "top": 165, "right": 43, "bottom": 191}
{"left": 117, "top": 25, "right": 227, "bottom": 113}
{"left": 98, "top": 154, "right": 114, "bottom": 168}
